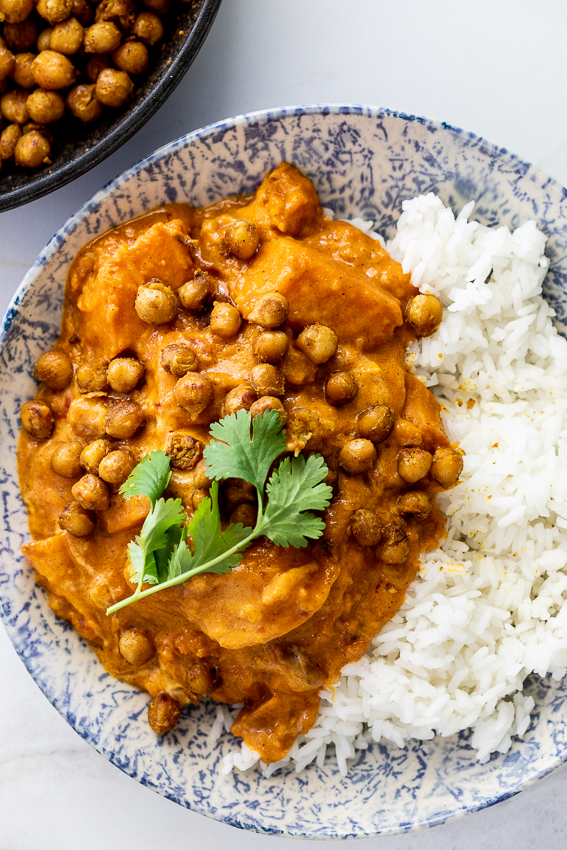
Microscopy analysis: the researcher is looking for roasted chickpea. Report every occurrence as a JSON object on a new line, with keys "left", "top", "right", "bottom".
{"left": 143, "top": 0, "right": 169, "bottom": 13}
{"left": 380, "top": 522, "right": 410, "bottom": 564}
{"left": 394, "top": 419, "right": 423, "bottom": 448}
{"left": 27, "top": 88, "right": 65, "bottom": 123}
{"left": 67, "top": 82, "right": 103, "bottom": 121}
{"left": 1, "top": 88, "right": 28, "bottom": 122}
{"left": 177, "top": 269, "right": 215, "bottom": 312}
{"left": 51, "top": 440, "right": 83, "bottom": 478}
{"left": 325, "top": 372, "right": 357, "bottom": 406}
{"left": 11, "top": 52, "right": 35, "bottom": 88}
{"left": 21, "top": 400, "right": 54, "bottom": 439}
{"left": 37, "top": 0, "right": 74, "bottom": 24}
{"left": 0, "top": 43, "right": 15, "bottom": 82}
{"left": 105, "top": 400, "right": 145, "bottom": 439}
{"left": 357, "top": 404, "right": 396, "bottom": 444}
{"left": 221, "top": 384, "right": 256, "bottom": 417}
{"left": 248, "top": 291, "right": 289, "bottom": 328}
{"left": 80, "top": 438, "right": 110, "bottom": 474}
{"left": 210, "top": 301, "right": 241, "bottom": 337}
{"left": 147, "top": 692, "right": 179, "bottom": 734}
{"left": 192, "top": 458, "right": 211, "bottom": 491}
{"left": 174, "top": 373, "right": 212, "bottom": 419}
{"left": 76, "top": 359, "right": 108, "bottom": 393}
{"left": 223, "top": 478, "right": 255, "bottom": 510}
{"left": 50, "top": 18, "right": 84, "bottom": 55}
{"left": 296, "top": 323, "right": 338, "bottom": 364}
{"left": 95, "top": 67, "right": 133, "bottom": 107}
{"left": 253, "top": 330, "right": 289, "bottom": 364}
{"left": 98, "top": 449, "right": 136, "bottom": 485}
{"left": 405, "top": 294, "right": 443, "bottom": 337}
{"left": 67, "top": 397, "right": 107, "bottom": 439}
{"left": 85, "top": 53, "right": 110, "bottom": 82}
{"left": 191, "top": 488, "right": 208, "bottom": 510}
{"left": 33, "top": 349, "right": 73, "bottom": 389}
{"left": 224, "top": 220, "right": 260, "bottom": 260}
{"left": 397, "top": 448, "right": 433, "bottom": 483}
{"left": 71, "top": 0, "right": 92, "bottom": 25}
{"left": 160, "top": 343, "right": 197, "bottom": 377}
{"left": 249, "top": 396, "right": 287, "bottom": 424}
{"left": 112, "top": 40, "right": 148, "bottom": 74}
{"left": 32, "top": 50, "right": 76, "bottom": 89}
{"left": 0, "top": 0, "right": 33, "bottom": 24}
{"left": 71, "top": 473, "right": 110, "bottom": 511}
{"left": 134, "top": 280, "right": 177, "bottom": 324}
{"left": 106, "top": 356, "right": 144, "bottom": 392}
{"left": 14, "top": 129, "right": 50, "bottom": 166}
{"left": 164, "top": 431, "right": 202, "bottom": 470}
{"left": 84, "top": 21, "right": 121, "bottom": 53}
{"left": 0, "top": 122, "right": 20, "bottom": 157}
{"left": 350, "top": 509, "right": 383, "bottom": 546}
{"left": 36, "top": 29, "right": 53, "bottom": 52}
{"left": 398, "top": 490, "right": 432, "bottom": 521}
{"left": 58, "top": 501, "right": 96, "bottom": 536}
{"left": 118, "top": 628, "right": 155, "bottom": 666}
{"left": 249, "top": 363, "right": 285, "bottom": 397}
{"left": 430, "top": 447, "right": 463, "bottom": 488}
{"left": 230, "top": 503, "right": 257, "bottom": 527}
{"left": 95, "top": 0, "right": 136, "bottom": 28}
{"left": 339, "top": 438, "right": 376, "bottom": 475}
{"left": 132, "top": 10, "right": 163, "bottom": 44}
{"left": 4, "top": 21, "right": 38, "bottom": 52}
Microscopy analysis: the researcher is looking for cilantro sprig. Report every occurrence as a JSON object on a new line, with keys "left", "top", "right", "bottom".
{"left": 106, "top": 409, "right": 332, "bottom": 615}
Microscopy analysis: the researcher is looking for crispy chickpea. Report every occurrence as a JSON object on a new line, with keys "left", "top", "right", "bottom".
{"left": 147, "top": 692, "right": 179, "bottom": 735}
{"left": 191, "top": 488, "right": 208, "bottom": 509}
{"left": 67, "top": 83, "right": 103, "bottom": 121}
{"left": 16, "top": 129, "right": 51, "bottom": 168}
{"left": 1, "top": 88, "right": 28, "bottom": 123}
{"left": 249, "top": 363, "right": 285, "bottom": 397}
{"left": 132, "top": 10, "right": 163, "bottom": 44}
{"left": 249, "top": 396, "right": 287, "bottom": 424}
{"left": 95, "top": 0, "right": 136, "bottom": 27}
{"left": 58, "top": 501, "right": 96, "bottom": 536}
{"left": 192, "top": 458, "right": 211, "bottom": 490}
{"left": 325, "top": 372, "right": 357, "bottom": 406}
{"left": 80, "top": 438, "right": 110, "bottom": 474}
{"left": 33, "top": 349, "right": 73, "bottom": 389}
{"left": 224, "top": 220, "right": 260, "bottom": 260}
{"left": 85, "top": 53, "right": 110, "bottom": 82}
{"left": 67, "top": 397, "right": 107, "bottom": 439}
{"left": 254, "top": 330, "right": 289, "bottom": 364}
{"left": 350, "top": 509, "right": 383, "bottom": 547}
{"left": 430, "top": 447, "right": 463, "bottom": 488}
{"left": 51, "top": 440, "right": 83, "bottom": 478}
{"left": 118, "top": 628, "right": 155, "bottom": 666}
{"left": 27, "top": 88, "right": 65, "bottom": 123}
{"left": 95, "top": 67, "right": 133, "bottom": 107}
{"left": 339, "top": 438, "right": 376, "bottom": 475}
{"left": 50, "top": 18, "right": 84, "bottom": 55}
{"left": 71, "top": 0, "right": 92, "bottom": 25}
{"left": 397, "top": 448, "right": 433, "bottom": 483}
{"left": 21, "top": 400, "right": 54, "bottom": 439}
{"left": 143, "top": 0, "right": 169, "bottom": 13}
{"left": 84, "top": 21, "right": 121, "bottom": 54}
{"left": 0, "top": 121, "right": 20, "bottom": 157}
{"left": 248, "top": 291, "right": 289, "bottom": 329}
{"left": 224, "top": 478, "right": 255, "bottom": 510}
{"left": 394, "top": 419, "right": 423, "bottom": 448}
{"left": 112, "top": 40, "right": 148, "bottom": 75}
{"left": 105, "top": 400, "right": 145, "bottom": 439}
{"left": 405, "top": 294, "right": 443, "bottom": 337}
{"left": 380, "top": 522, "right": 409, "bottom": 564}
{"left": 4, "top": 21, "right": 38, "bottom": 52}
{"left": 296, "top": 323, "right": 338, "bottom": 364}
{"left": 174, "top": 373, "right": 213, "bottom": 419}
{"left": 98, "top": 449, "right": 136, "bottom": 485}
{"left": 0, "top": 0, "right": 33, "bottom": 23}
{"left": 71, "top": 473, "right": 110, "bottom": 511}
{"left": 177, "top": 269, "right": 214, "bottom": 312}
{"left": 36, "top": 28, "right": 52, "bottom": 52}
{"left": 76, "top": 359, "right": 108, "bottom": 393}
{"left": 37, "top": 0, "right": 74, "bottom": 24}
{"left": 134, "top": 280, "right": 177, "bottom": 324}
{"left": 221, "top": 384, "right": 256, "bottom": 417}
{"left": 32, "top": 50, "right": 76, "bottom": 89}
{"left": 210, "top": 301, "right": 241, "bottom": 337}
{"left": 160, "top": 343, "right": 197, "bottom": 377}
{"left": 164, "top": 431, "right": 201, "bottom": 470}
{"left": 0, "top": 43, "right": 15, "bottom": 82}
{"left": 11, "top": 52, "right": 35, "bottom": 88}
{"left": 398, "top": 490, "right": 432, "bottom": 521}
{"left": 230, "top": 503, "right": 257, "bottom": 527}
{"left": 357, "top": 404, "right": 396, "bottom": 444}
{"left": 106, "top": 356, "right": 144, "bottom": 392}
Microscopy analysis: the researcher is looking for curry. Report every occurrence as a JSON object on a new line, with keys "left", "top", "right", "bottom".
{"left": 18, "top": 163, "right": 462, "bottom": 763}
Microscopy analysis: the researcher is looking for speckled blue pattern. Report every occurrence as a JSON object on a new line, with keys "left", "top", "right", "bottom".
{"left": 2, "top": 105, "right": 567, "bottom": 839}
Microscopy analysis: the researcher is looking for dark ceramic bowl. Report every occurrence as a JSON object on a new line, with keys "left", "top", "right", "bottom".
{"left": 0, "top": 0, "right": 222, "bottom": 212}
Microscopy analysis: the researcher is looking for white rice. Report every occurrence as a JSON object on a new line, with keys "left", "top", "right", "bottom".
{"left": 218, "top": 193, "right": 567, "bottom": 775}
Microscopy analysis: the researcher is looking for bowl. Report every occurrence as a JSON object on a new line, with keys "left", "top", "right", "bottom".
{"left": 0, "top": 0, "right": 222, "bottom": 213}
{"left": 2, "top": 104, "right": 567, "bottom": 839}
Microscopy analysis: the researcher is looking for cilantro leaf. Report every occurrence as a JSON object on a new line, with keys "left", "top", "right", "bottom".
{"left": 126, "top": 497, "right": 186, "bottom": 588}
{"left": 204, "top": 408, "right": 286, "bottom": 493}
{"left": 119, "top": 450, "right": 171, "bottom": 508}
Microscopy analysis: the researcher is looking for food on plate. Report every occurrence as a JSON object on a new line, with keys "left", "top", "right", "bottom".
{"left": 18, "top": 163, "right": 460, "bottom": 764}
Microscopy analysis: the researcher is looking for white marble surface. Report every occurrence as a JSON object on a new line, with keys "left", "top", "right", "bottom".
{"left": 3, "top": 0, "right": 567, "bottom": 846}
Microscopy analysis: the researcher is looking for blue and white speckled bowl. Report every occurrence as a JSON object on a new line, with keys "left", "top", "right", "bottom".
{"left": 2, "top": 105, "right": 567, "bottom": 839}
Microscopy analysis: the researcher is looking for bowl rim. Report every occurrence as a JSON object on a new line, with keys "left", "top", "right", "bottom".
{"left": 0, "top": 0, "right": 223, "bottom": 214}
{"left": 2, "top": 103, "right": 567, "bottom": 838}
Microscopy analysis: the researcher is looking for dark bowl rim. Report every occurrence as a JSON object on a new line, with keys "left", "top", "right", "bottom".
{"left": 0, "top": 0, "right": 223, "bottom": 213}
